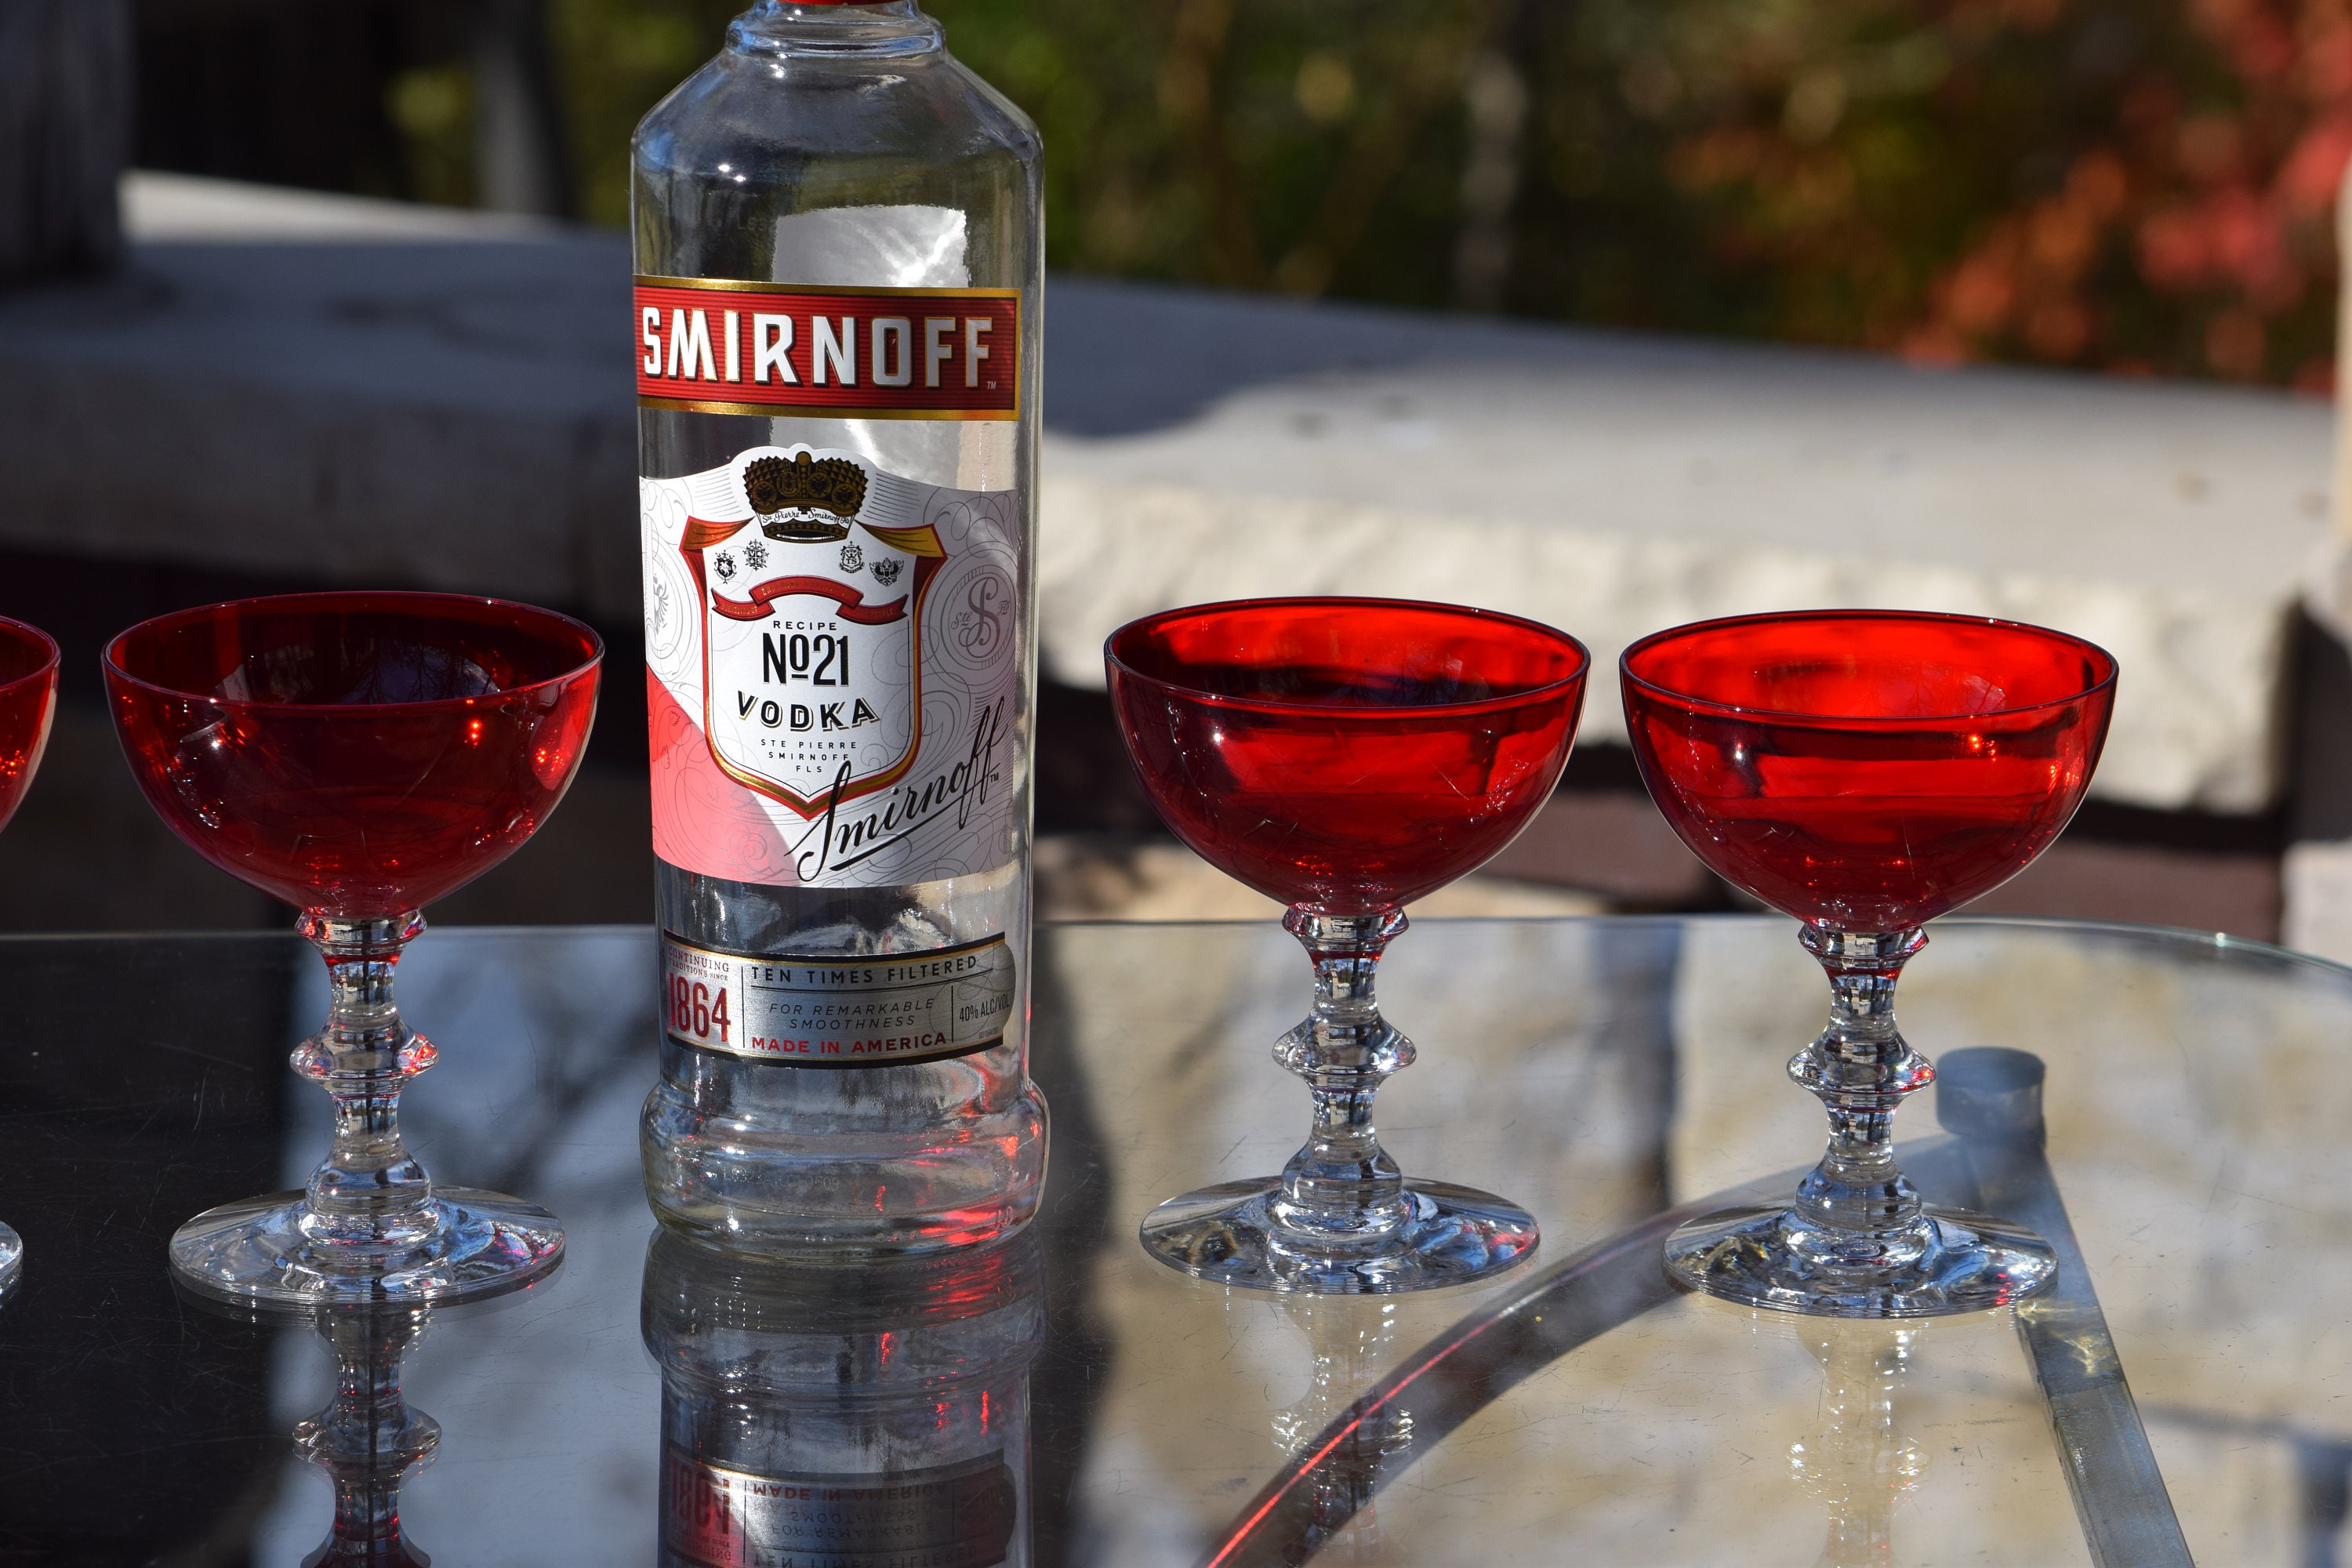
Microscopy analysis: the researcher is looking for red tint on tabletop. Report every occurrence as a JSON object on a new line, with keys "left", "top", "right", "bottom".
{"left": 0, "top": 619, "right": 60, "bottom": 834}
{"left": 1621, "top": 610, "right": 2116, "bottom": 931}
{"left": 105, "top": 593, "right": 602, "bottom": 917}
{"left": 1106, "top": 598, "right": 1588, "bottom": 913}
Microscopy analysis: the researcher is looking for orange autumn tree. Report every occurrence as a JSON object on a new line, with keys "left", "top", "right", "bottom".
{"left": 1910, "top": 0, "right": 2352, "bottom": 383}
{"left": 1558, "top": 0, "right": 2352, "bottom": 385}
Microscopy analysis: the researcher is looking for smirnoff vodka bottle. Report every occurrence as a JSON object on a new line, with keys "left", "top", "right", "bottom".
{"left": 632, "top": 0, "right": 1045, "bottom": 1251}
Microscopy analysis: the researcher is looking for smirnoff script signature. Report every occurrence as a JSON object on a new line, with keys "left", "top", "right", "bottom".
{"left": 789, "top": 698, "right": 1008, "bottom": 880}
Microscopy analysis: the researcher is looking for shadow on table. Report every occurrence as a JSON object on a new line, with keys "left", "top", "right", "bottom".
{"left": 0, "top": 935, "right": 301, "bottom": 1566}
{"left": 1027, "top": 934, "right": 1118, "bottom": 1568}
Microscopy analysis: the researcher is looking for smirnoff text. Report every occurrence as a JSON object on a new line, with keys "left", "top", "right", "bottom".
{"left": 789, "top": 699, "right": 1010, "bottom": 881}
{"left": 635, "top": 280, "right": 1019, "bottom": 417}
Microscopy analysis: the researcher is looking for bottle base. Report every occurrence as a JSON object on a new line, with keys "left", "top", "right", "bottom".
{"left": 641, "top": 1081, "right": 1048, "bottom": 1257}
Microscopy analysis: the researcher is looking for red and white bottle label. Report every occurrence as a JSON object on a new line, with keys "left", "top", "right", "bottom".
{"left": 641, "top": 445, "right": 1021, "bottom": 887}
{"left": 636, "top": 276, "right": 1019, "bottom": 420}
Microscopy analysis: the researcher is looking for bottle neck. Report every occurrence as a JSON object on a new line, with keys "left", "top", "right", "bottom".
{"left": 730, "top": 0, "right": 942, "bottom": 60}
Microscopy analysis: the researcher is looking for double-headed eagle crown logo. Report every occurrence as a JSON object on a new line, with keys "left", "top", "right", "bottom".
{"left": 744, "top": 452, "right": 868, "bottom": 544}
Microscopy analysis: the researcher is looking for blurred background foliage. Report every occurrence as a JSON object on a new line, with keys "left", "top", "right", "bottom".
{"left": 136, "top": 0, "right": 2352, "bottom": 388}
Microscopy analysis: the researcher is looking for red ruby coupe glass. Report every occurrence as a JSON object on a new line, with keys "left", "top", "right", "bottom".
{"left": 106, "top": 592, "right": 601, "bottom": 1305}
{"left": 0, "top": 618, "right": 59, "bottom": 1296}
{"left": 1108, "top": 597, "right": 1588, "bottom": 1293}
{"left": 1623, "top": 609, "right": 2116, "bottom": 1317}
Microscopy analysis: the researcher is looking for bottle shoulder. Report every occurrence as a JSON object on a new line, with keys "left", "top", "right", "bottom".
{"left": 633, "top": 47, "right": 1039, "bottom": 188}
{"left": 940, "top": 49, "right": 1041, "bottom": 158}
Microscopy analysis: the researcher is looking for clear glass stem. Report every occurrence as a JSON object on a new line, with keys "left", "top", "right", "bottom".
{"left": 291, "top": 912, "right": 441, "bottom": 1253}
{"left": 169, "top": 913, "right": 561, "bottom": 1305}
{"left": 1788, "top": 927, "right": 1935, "bottom": 1254}
{"left": 1662, "top": 923, "right": 2056, "bottom": 1315}
{"left": 1268, "top": 909, "right": 1417, "bottom": 1243}
{"left": 1138, "top": 906, "right": 1534, "bottom": 1292}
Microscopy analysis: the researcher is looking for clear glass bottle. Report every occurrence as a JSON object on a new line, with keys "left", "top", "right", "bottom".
{"left": 642, "top": 1229, "right": 1044, "bottom": 1568}
{"left": 631, "top": 0, "right": 1046, "bottom": 1253}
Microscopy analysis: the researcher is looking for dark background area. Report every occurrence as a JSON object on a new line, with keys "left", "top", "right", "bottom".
{"left": 133, "top": 1, "right": 462, "bottom": 202}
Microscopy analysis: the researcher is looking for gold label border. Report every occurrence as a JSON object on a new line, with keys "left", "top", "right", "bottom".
{"left": 641, "top": 394, "right": 1016, "bottom": 422}
{"left": 635, "top": 273, "right": 1022, "bottom": 300}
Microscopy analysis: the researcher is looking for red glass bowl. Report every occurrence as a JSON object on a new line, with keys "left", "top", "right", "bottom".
{"left": 0, "top": 618, "right": 59, "bottom": 837}
{"left": 1106, "top": 598, "right": 1589, "bottom": 913}
{"left": 105, "top": 592, "right": 603, "bottom": 918}
{"left": 1621, "top": 610, "right": 2117, "bottom": 931}
{"left": 0, "top": 617, "right": 53, "bottom": 1294}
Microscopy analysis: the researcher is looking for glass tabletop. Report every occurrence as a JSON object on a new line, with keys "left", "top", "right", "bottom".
{"left": 0, "top": 915, "right": 2341, "bottom": 1566}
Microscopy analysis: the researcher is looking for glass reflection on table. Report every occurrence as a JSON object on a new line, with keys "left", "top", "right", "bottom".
{"left": 1261, "top": 1295, "right": 1416, "bottom": 1563}
{"left": 178, "top": 1278, "right": 543, "bottom": 1568}
{"left": 291, "top": 1303, "right": 440, "bottom": 1567}
{"left": 642, "top": 1230, "right": 1045, "bottom": 1568}
{"left": 1784, "top": 1316, "right": 1932, "bottom": 1568}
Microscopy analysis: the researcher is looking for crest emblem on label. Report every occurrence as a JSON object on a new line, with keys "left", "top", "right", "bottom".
{"left": 680, "top": 451, "right": 944, "bottom": 815}
{"left": 642, "top": 445, "right": 1022, "bottom": 890}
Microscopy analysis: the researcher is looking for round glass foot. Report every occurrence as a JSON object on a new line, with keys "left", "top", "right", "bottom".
{"left": 169, "top": 1187, "right": 564, "bottom": 1307}
{"left": 0, "top": 1221, "right": 20, "bottom": 1298}
{"left": 1664, "top": 1202, "right": 2057, "bottom": 1318}
{"left": 1141, "top": 1177, "right": 1537, "bottom": 1294}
